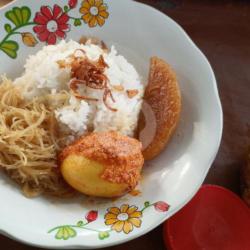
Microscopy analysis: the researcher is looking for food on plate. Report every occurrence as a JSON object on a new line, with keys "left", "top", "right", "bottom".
{"left": 59, "top": 131, "right": 144, "bottom": 197}
{"left": 0, "top": 39, "right": 144, "bottom": 197}
{"left": 138, "top": 57, "right": 181, "bottom": 160}
{"left": 0, "top": 79, "right": 73, "bottom": 197}
{"left": 0, "top": 38, "right": 181, "bottom": 198}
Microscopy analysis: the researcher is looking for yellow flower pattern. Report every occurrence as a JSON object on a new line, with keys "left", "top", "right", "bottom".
{"left": 104, "top": 204, "right": 142, "bottom": 234}
{"left": 80, "top": 0, "right": 109, "bottom": 27}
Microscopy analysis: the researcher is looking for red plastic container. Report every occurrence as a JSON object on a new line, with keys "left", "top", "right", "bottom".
{"left": 164, "top": 185, "right": 250, "bottom": 250}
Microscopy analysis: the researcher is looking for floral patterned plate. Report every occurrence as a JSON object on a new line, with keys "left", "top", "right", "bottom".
{"left": 0, "top": 0, "right": 223, "bottom": 248}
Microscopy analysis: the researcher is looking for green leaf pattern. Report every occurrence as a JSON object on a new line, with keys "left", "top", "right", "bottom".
{"left": 4, "top": 24, "right": 12, "bottom": 33}
{"left": 76, "top": 220, "right": 84, "bottom": 227}
{"left": 0, "top": 40, "right": 19, "bottom": 58}
{"left": 55, "top": 226, "right": 77, "bottom": 240}
{"left": 74, "top": 19, "right": 82, "bottom": 26}
{"left": 0, "top": 6, "right": 32, "bottom": 58}
{"left": 98, "top": 231, "right": 110, "bottom": 240}
{"left": 5, "top": 6, "right": 31, "bottom": 27}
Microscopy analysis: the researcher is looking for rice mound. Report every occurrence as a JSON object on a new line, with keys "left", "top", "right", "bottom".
{"left": 14, "top": 40, "right": 144, "bottom": 137}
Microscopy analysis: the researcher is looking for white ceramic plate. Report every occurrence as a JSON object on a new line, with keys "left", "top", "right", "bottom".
{"left": 0, "top": 0, "right": 223, "bottom": 248}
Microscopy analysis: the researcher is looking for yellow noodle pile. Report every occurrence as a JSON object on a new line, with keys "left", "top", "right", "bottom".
{"left": 0, "top": 78, "right": 73, "bottom": 197}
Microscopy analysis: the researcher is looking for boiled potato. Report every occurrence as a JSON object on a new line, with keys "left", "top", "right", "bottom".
{"left": 59, "top": 131, "right": 144, "bottom": 198}
{"left": 61, "top": 155, "right": 128, "bottom": 198}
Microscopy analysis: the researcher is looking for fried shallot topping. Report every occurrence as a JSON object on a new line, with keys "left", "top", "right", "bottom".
{"left": 79, "top": 36, "right": 108, "bottom": 51}
{"left": 70, "top": 52, "right": 117, "bottom": 112}
{"left": 126, "top": 89, "right": 139, "bottom": 98}
{"left": 112, "top": 84, "right": 124, "bottom": 92}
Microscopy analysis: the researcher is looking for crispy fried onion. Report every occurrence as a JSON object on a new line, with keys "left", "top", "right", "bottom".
{"left": 70, "top": 52, "right": 117, "bottom": 112}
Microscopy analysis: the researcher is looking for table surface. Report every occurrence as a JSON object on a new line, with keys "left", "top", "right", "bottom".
{"left": 0, "top": 0, "right": 250, "bottom": 249}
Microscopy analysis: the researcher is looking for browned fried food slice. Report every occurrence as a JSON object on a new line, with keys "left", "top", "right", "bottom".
{"left": 59, "top": 131, "right": 144, "bottom": 197}
{"left": 138, "top": 57, "right": 181, "bottom": 160}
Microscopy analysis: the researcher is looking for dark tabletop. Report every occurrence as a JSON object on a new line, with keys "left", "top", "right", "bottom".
{"left": 0, "top": 0, "right": 250, "bottom": 249}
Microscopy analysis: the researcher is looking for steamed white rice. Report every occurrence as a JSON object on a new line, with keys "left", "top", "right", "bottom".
{"left": 14, "top": 40, "right": 144, "bottom": 137}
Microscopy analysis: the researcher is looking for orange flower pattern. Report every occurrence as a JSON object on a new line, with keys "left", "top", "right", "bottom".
{"left": 80, "top": 0, "right": 109, "bottom": 27}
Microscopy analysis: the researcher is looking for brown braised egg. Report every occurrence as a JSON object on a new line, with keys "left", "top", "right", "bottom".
{"left": 59, "top": 131, "right": 144, "bottom": 198}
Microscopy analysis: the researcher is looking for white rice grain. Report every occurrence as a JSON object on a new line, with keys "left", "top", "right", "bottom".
{"left": 14, "top": 40, "right": 144, "bottom": 137}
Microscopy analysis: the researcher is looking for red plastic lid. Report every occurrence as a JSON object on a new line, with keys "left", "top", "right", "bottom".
{"left": 164, "top": 185, "right": 250, "bottom": 250}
